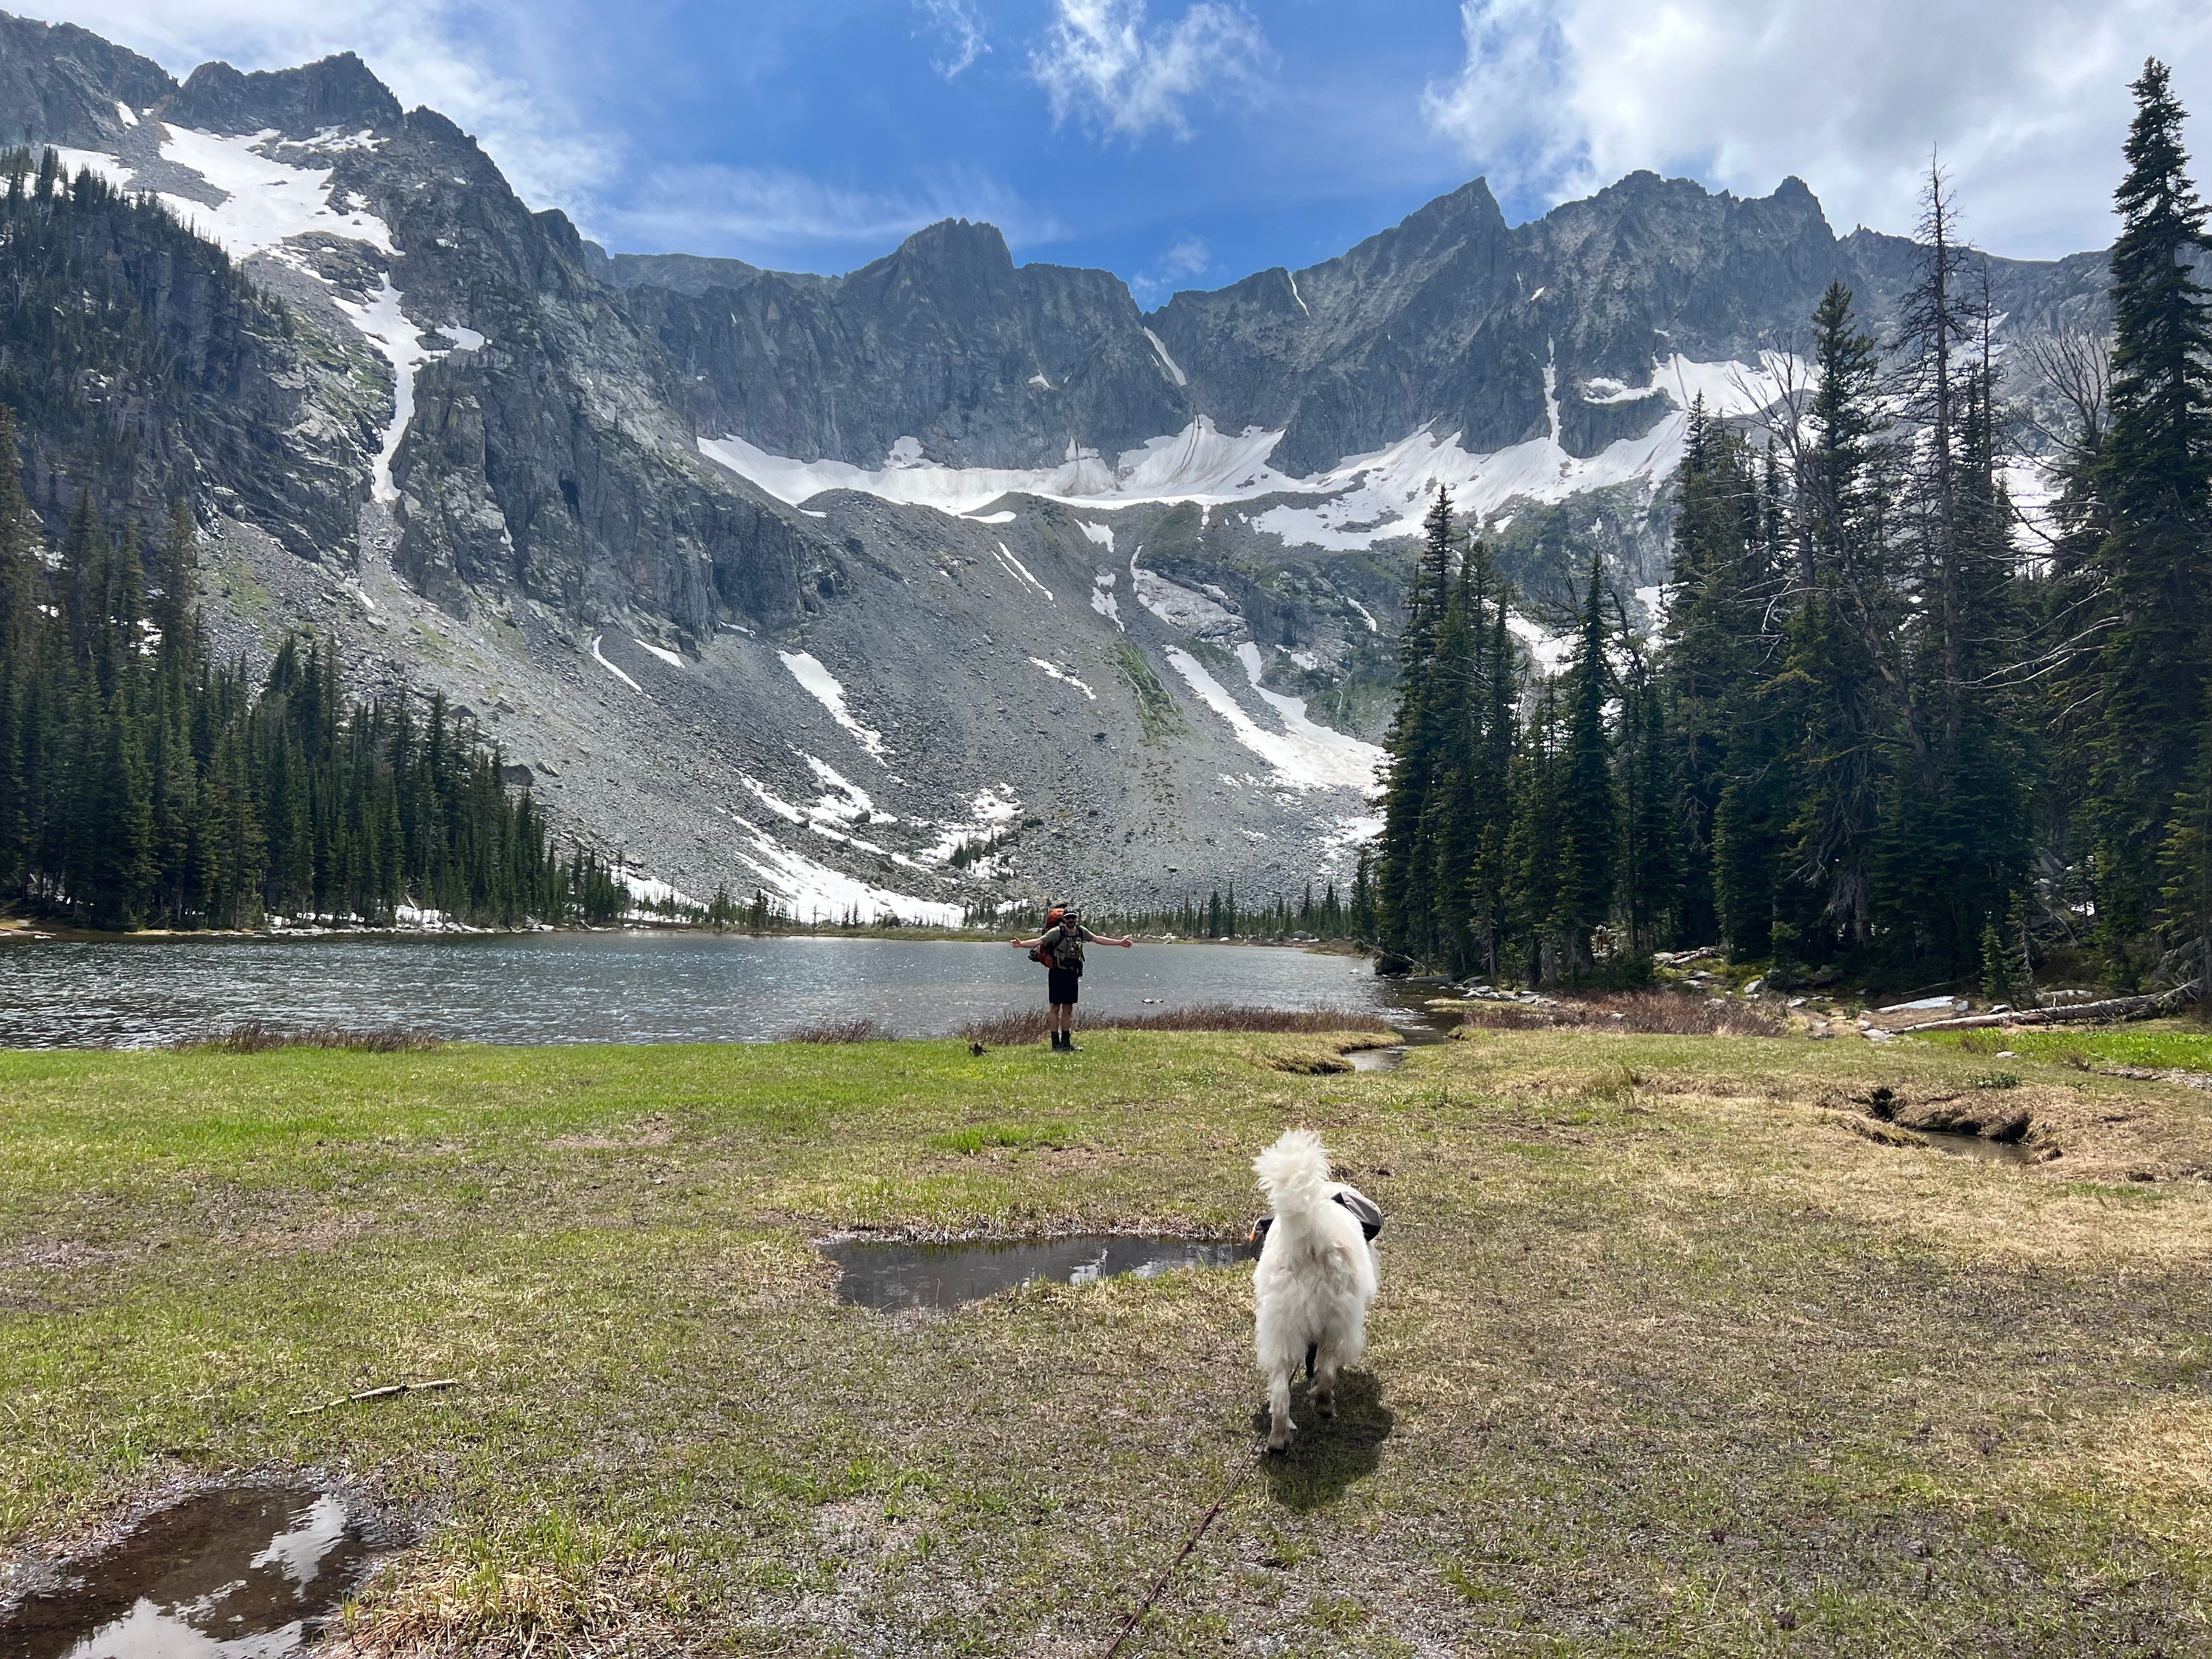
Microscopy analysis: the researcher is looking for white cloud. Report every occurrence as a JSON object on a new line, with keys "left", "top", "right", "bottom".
{"left": 1130, "top": 232, "right": 1210, "bottom": 301}
{"left": 595, "top": 162, "right": 1065, "bottom": 269}
{"left": 39, "top": 0, "right": 617, "bottom": 207}
{"left": 916, "top": 0, "right": 989, "bottom": 80}
{"left": 1031, "top": 0, "right": 1270, "bottom": 142}
{"left": 1423, "top": 0, "right": 2212, "bottom": 257}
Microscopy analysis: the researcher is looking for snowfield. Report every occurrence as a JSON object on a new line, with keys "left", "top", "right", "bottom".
{"left": 696, "top": 350, "right": 1798, "bottom": 551}
{"left": 778, "top": 651, "right": 889, "bottom": 763}
{"left": 1163, "top": 644, "right": 1384, "bottom": 793}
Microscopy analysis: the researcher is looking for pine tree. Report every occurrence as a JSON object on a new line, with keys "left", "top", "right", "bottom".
{"left": 2089, "top": 58, "right": 2212, "bottom": 983}
{"left": 1374, "top": 488, "right": 1458, "bottom": 957}
{"left": 1553, "top": 557, "right": 1618, "bottom": 975}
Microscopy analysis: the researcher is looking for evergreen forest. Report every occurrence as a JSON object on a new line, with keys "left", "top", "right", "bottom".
{"left": 0, "top": 445, "right": 636, "bottom": 930}
{"left": 1369, "top": 61, "right": 2212, "bottom": 1000}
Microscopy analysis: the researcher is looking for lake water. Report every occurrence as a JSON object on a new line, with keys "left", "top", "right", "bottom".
{"left": 0, "top": 932, "right": 1438, "bottom": 1049}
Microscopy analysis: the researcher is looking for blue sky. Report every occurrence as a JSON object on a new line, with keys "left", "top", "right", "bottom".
{"left": 36, "top": 1, "right": 2212, "bottom": 293}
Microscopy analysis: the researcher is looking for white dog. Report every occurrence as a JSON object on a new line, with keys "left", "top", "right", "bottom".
{"left": 1252, "top": 1128, "right": 1380, "bottom": 1452}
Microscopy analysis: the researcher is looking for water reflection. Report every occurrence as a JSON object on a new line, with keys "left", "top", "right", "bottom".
{"left": 0, "top": 1488, "right": 374, "bottom": 1659}
{"left": 0, "top": 934, "right": 1409, "bottom": 1049}
{"left": 821, "top": 1234, "right": 1251, "bottom": 1310}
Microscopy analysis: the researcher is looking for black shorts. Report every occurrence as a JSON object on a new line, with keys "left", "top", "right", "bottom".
{"left": 1047, "top": 967, "right": 1080, "bottom": 1005}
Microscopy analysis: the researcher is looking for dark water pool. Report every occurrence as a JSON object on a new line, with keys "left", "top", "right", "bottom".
{"left": 822, "top": 1234, "right": 1252, "bottom": 1310}
{"left": 0, "top": 1487, "right": 377, "bottom": 1659}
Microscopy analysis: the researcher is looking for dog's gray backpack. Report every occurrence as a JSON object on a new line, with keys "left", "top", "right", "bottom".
{"left": 1247, "top": 1183, "right": 1384, "bottom": 1248}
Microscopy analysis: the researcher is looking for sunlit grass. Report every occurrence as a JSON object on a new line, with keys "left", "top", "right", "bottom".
{"left": 4, "top": 1029, "right": 2210, "bottom": 1654}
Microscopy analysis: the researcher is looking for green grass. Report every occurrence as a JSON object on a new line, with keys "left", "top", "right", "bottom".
{"left": 1932, "top": 1018, "right": 2212, "bottom": 1072}
{"left": 4, "top": 1030, "right": 2211, "bottom": 1655}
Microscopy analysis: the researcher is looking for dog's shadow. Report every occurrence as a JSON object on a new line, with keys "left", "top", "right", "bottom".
{"left": 1250, "top": 1369, "right": 1393, "bottom": 1510}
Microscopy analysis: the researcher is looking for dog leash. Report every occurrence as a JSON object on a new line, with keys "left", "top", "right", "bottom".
{"left": 1100, "top": 1438, "right": 1266, "bottom": 1658}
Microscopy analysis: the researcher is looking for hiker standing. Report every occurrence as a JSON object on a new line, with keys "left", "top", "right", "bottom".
{"left": 1010, "top": 903, "right": 1133, "bottom": 1051}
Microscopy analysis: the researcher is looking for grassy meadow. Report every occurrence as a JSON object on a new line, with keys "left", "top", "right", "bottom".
{"left": 2, "top": 1024, "right": 2209, "bottom": 1655}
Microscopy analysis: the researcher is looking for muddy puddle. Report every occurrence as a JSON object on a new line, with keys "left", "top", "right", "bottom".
{"left": 1347, "top": 1046, "right": 1409, "bottom": 1073}
{"left": 823, "top": 1234, "right": 1250, "bottom": 1311}
{"left": 1, "top": 1487, "right": 379, "bottom": 1659}
{"left": 1923, "top": 1130, "right": 2037, "bottom": 1166}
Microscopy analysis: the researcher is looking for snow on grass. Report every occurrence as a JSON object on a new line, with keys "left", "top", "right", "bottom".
{"left": 631, "top": 637, "right": 683, "bottom": 668}
{"left": 590, "top": 634, "right": 642, "bottom": 692}
{"left": 779, "top": 650, "right": 888, "bottom": 763}
{"left": 1163, "top": 645, "right": 1383, "bottom": 793}
{"left": 1030, "top": 658, "right": 1097, "bottom": 699}
{"left": 995, "top": 542, "right": 1054, "bottom": 601}
{"left": 1141, "top": 327, "right": 1188, "bottom": 386}
{"left": 1077, "top": 520, "right": 1115, "bottom": 551}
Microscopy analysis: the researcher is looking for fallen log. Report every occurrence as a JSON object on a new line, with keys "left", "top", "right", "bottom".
{"left": 1894, "top": 981, "right": 2200, "bottom": 1035}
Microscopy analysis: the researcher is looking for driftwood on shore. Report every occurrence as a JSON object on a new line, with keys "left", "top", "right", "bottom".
{"left": 1895, "top": 981, "right": 2202, "bottom": 1034}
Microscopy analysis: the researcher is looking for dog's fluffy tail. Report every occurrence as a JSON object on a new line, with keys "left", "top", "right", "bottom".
{"left": 1254, "top": 1127, "right": 1334, "bottom": 1222}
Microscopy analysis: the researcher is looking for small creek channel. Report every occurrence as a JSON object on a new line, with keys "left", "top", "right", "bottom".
{"left": 0, "top": 1487, "right": 381, "bottom": 1659}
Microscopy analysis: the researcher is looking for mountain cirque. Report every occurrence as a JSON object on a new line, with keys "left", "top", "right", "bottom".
{"left": 0, "top": 13, "right": 2108, "bottom": 916}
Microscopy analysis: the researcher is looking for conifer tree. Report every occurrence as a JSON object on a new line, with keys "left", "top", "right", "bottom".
{"left": 2089, "top": 58, "right": 2212, "bottom": 981}
{"left": 1553, "top": 557, "right": 1619, "bottom": 974}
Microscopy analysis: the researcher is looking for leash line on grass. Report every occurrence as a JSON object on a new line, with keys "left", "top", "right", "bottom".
{"left": 1101, "top": 1442, "right": 1264, "bottom": 1658}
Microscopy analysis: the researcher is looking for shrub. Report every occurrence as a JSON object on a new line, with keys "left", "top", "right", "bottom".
{"left": 186, "top": 1022, "right": 441, "bottom": 1053}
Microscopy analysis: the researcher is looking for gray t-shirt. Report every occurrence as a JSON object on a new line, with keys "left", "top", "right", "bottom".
{"left": 1040, "top": 922, "right": 1095, "bottom": 968}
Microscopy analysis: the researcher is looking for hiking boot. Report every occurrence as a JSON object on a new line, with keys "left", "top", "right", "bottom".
{"left": 1049, "top": 1030, "right": 1066, "bottom": 1051}
{"left": 1062, "top": 1035, "right": 1080, "bottom": 1052}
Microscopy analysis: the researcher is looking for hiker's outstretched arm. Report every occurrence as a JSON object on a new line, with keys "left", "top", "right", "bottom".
{"left": 1009, "top": 936, "right": 1040, "bottom": 948}
{"left": 1118, "top": 935, "right": 1134, "bottom": 947}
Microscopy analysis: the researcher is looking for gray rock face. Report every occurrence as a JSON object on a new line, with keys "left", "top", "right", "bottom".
{"left": 0, "top": 11, "right": 172, "bottom": 149}
{"left": 615, "top": 218, "right": 1192, "bottom": 469}
{"left": 0, "top": 21, "right": 2124, "bottom": 916}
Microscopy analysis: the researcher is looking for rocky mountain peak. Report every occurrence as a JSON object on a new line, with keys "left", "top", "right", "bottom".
{"left": 0, "top": 8, "right": 173, "bottom": 146}
{"left": 166, "top": 52, "right": 403, "bottom": 138}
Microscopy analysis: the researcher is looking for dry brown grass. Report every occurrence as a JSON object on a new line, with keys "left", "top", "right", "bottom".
{"left": 185, "top": 1022, "right": 442, "bottom": 1053}
{"left": 783, "top": 1018, "right": 889, "bottom": 1044}
{"left": 1456, "top": 990, "right": 1786, "bottom": 1037}
{"left": 955, "top": 1003, "right": 1392, "bottom": 1046}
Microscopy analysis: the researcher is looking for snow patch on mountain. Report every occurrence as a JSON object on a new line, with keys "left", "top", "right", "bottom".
{"left": 1030, "top": 658, "right": 1097, "bottom": 699}
{"left": 1142, "top": 327, "right": 1188, "bottom": 386}
{"left": 994, "top": 542, "right": 1053, "bottom": 600}
{"left": 1163, "top": 644, "right": 1383, "bottom": 793}
{"left": 699, "top": 354, "right": 1794, "bottom": 550}
{"left": 150, "top": 127, "right": 396, "bottom": 259}
{"left": 1130, "top": 551, "right": 1239, "bottom": 637}
{"left": 778, "top": 650, "right": 888, "bottom": 762}
{"left": 1090, "top": 569, "right": 1122, "bottom": 630}
{"left": 716, "top": 809, "right": 963, "bottom": 926}
{"left": 590, "top": 634, "right": 642, "bottom": 692}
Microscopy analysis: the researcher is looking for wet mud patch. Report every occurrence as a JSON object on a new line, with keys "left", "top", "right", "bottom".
{"left": 0, "top": 1485, "right": 397, "bottom": 1659}
{"left": 821, "top": 1234, "right": 1250, "bottom": 1311}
